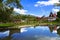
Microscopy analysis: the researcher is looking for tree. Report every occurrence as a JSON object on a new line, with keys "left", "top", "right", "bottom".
{"left": 57, "top": 11, "right": 60, "bottom": 18}
{"left": 54, "top": 3, "right": 60, "bottom": 6}
{"left": 55, "top": 11, "right": 60, "bottom": 22}
{"left": 0, "top": 7, "right": 13, "bottom": 22}
{"left": 57, "top": 28, "right": 60, "bottom": 35}
{"left": 54, "top": 0, "right": 60, "bottom": 6}
{"left": 5, "top": 0, "right": 23, "bottom": 9}
{"left": 0, "top": 0, "right": 22, "bottom": 23}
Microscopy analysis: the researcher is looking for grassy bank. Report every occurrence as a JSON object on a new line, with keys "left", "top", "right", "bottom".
{"left": 0, "top": 23, "right": 15, "bottom": 27}
{"left": 0, "top": 21, "right": 60, "bottom": 28}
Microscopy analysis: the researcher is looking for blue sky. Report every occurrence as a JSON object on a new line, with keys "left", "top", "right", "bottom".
{"left": 14, "top": 0, "right": 60, "bottom": 17}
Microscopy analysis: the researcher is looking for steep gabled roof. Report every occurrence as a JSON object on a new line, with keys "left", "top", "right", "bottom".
{"left": 49, "top": 12, "right": 54, "bottom": 17}
{"left": 49, "top": 12, "right": 57, "bottom": 17}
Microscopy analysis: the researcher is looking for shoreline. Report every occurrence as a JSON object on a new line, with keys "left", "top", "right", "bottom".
{"left": 0, "top": 22, "right": 60, "bottom": 29}
{"left": 0, "top": 23, "right": 59, "bottom": 28}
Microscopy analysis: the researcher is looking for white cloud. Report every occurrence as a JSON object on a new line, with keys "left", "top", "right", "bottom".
{"left": 52, "top": 8, "right": 59, "bottom": 12}
{"left": 14, "top": 8, "right": 46, "bottom": 17}
{"left": 34, "top": 0, "right": 60, "bottom": 7}
{"left": 34, "top": 4, "right": 39, "bottom": 7}
{"left": 14, "top": 8, "right": 28, "bottom": 14}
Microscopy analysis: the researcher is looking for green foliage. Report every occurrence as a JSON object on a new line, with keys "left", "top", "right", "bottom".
{"left": 56, "top": 11, "right": 60, "bottom": 23}
{"left": 0, "top": 23, "right": 15, "bottom": 27}
{"left": 0, "top": 0, "right": 22, "bottom": 23}
{"left": 13, "top": 14, "right": 36, "bottom": 21}
{"left": 57, "top": 28, "right": 60, "bottom": 35}
{"left": 0, "top": 0, "right": 3, "bottom": 3}
{"left": 54, "top": 3, "right": 60, "bottom": 6}
{"left": 57, "top": 11, "right": 60, "bottom": 18}
{"left": 0, "top": 7, "right": 13, "bottom": 22}
{"left": 5, "top": 0, "right": 23, "bottom": 9}
{"left": 56, "top": 18, "right": 60, "bottom": 22}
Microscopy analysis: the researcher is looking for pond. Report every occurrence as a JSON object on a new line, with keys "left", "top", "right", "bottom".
{"left": 0, "top": 26, "right": 60, "bottom": 40}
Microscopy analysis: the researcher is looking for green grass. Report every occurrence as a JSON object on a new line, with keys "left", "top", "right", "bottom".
{"left": 13, "top": 21, "right": 60, "bottom": 26}
{"left": 0, "top": 23, "right": 15, "bottom": 27}
{"left": 0, "top": 21, "right": 60, "bottom": 28}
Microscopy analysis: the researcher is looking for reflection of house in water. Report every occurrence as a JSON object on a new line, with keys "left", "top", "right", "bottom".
{"left": 48, "top": 25, "right": 57, "bottom": 33}
{"left": 49, "top": 25, "right": 58, "bottom": 33}
{"left": 52, "top": 25, "right": 57, "bottom": 33}
{"left": 49, "top": 26, "right": 54, "bottom": 32}
{"left": 49, "top": 25, "right": 60, "bottom": 35}
{"left": 48, "top": 12, "right": 57, "bottom": 21}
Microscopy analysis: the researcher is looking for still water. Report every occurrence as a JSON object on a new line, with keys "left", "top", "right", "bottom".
{"left": 0, "top": 26, "right": 60, "bottom": 40}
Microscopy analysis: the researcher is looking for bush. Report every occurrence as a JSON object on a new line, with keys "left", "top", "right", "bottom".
{"left": 56, "top": 18, "right": 60, "bottom": 22}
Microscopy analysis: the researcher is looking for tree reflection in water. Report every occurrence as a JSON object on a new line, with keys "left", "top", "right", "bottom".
{"left": 57, "top": 28, "right": 60, "bottom": 36}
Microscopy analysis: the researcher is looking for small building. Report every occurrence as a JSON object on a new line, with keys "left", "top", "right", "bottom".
{"left": 13, "top": 19, "right": 21, "bottom": 23}
{"left": 48, "top": 12, "right": 57, "bottom": 21}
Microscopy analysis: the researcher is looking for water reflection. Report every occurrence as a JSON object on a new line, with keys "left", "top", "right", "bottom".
{"left": 0, "top": 30, "right": 9, "bottom": 40}
{"left": 0, "top": 26, "right": 60, "bottom": 40}
{"left": 57, "top": 28, "right": 60, "bottom": 35}
{"left": 11, "top": 26, "right": 59, "bottom": 40}
{"left": 20, "top": 28, "right": 28, "bottom": 33}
